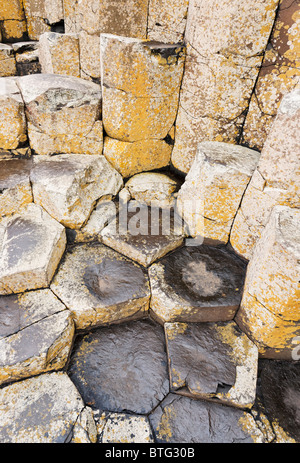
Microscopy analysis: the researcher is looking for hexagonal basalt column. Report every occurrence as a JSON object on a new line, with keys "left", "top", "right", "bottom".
{"left": 164, "top": 321, "right": 258, "bottom": 409}
{"left": 18, "top": 73, "right": 103, "bottom": 156}
{"left": 0, "top": 203, "right": 66, "bottom": 295}
{"left": 30, "top": 154, "right": 122, "bottom": 229}
{"left": 68, "top": 319, "right": 169, "bottom": 414}
{"left": 176, "top": 141, "right": 260, "bottom": 244}
{"left": 149, "top": 245, "right": 247, "bottom": 324}
{"left": 101, "top": 203, "right": 186, "bottom": 267}
{"left": 0, "top": 289, "right": 74, "bottom": 385}
{"left": 149, "top": 394, "right": 267, "bottom": 443}
{"left": 0, "top": 372, "right": 97, "bottom": 443}
{"left": 236, "top": 206, "right": 300, "bottom": 359}
{"left": 50, "top": 243, "right": 150, "bottom": 330}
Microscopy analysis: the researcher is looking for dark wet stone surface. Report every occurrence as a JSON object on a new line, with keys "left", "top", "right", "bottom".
{"left": 255, "top": 359, "right": 300, "bottom": 442}
{"left": 3, "top": 217, "right": 41, "bottom": 268}
{"left": 0, "top": 159, "right": 32, "bottom": 190}
{"left": 149, "top": 393, "right": 261, "bottom": 443}
{"left": 68, "top": 318, "right": 169, "bottom": 414}
{"left": 162, "top": 245, "right": 246, "bottom": 308}
{"left": 165, "top": 322, "right": 236, "bottom": 394}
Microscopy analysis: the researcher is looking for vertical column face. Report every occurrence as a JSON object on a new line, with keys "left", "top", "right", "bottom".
{"left": 64, "top": 0, "right": 149, "bottom": 81}
{"left": 39, "top": 32, "right": 80, "bottom": 78}
{"left": 101, "top": 34, "right": 185, "bottom": 177}
{"left": 147, "top": 0, "right": 190, "bottom": 43}
{"left": 230, "top": 88, "right": 300, "bottom": 260}
{"left": 236, "top": 206, "right": 300, "bottom": 359}
{"left": 242, "top": 0, "right": 300, "bottom": 151}
{"left": 0, "top": 0, "right": 27, "bottom": 42}
{"left": 0, "top": 77, "right": 27, "bottom": 150}
{"left": 23, "top": 0, "right": 64, "bottom": 40}
{"left": 171, "top": 0, "right": 280, "bottom": 174}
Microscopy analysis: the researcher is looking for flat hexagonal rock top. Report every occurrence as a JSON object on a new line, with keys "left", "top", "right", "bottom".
{"left": 254, "top": 360, "right": 300, "bottom": 443}
{"left": 149, "top": 394, "right": 267, "bottom": 443}
{"left": 0, "top": 158, "right": 33, "bottom": 217}
{"left": 95, "top": 411, "right": 154, "bottom": 443}
{"left": 0, "top": 203, "right": 66, "bottom": 295}
{"left": 165, "top": 321, "right": 258, "bottom": 409}
{"left": 101, "top": 203, "right": 186, "bottom": 267}
{"left": 0, "top": 372, "right": 97, "bottom": 443}
{"left": 0, "top": 289, "right": 75, "bottom": 386}
{"left": 149, "top": 245, "right": 247, "bottom": 323}
{"left": 68, "top": 319, "right": 169, "bottom": 415}
{"left": 50, "top": 243, "right": 150, "bottom": 330}
{"left": 30, "top": 154, "right": 123, "bottom": 229}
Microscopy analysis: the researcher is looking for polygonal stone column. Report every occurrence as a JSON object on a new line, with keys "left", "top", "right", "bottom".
{"left": 176, "top": 141, "right": 260, "bottom": 244}
{"left": 0, "top": 203, "right": 66, "bottom": 295}
{"left": 242, "top": 0, "right": 300, "bottom": 151}
{"left": 39, "top": 32, "right": 80, "bottom": 78}
{"left": 171, "top": 0, "right": 279, "bottom": 174}
{"left": 230, "top": 88, "right": 300, "bottom": 260}
{"left": 0, "top": 45, "right": 16, "bottom": 77}
{"left": 0, "top": 0, "right": 27, "bottom": 42}
{"left": 236, "top": 206, "right": 300, "bottom": 359}
{"left": 0, "top": 77, "right": 27, "bottom": 150}
{"left": 18, "top": 73, "right": 103, "bottom": 155}
{"left": 30, "top": 154, "right": 122, "bottom": 229}
{"left": 23, "top": 0, "right": 64, "bottom": 40}
{"left": 101, "top": 34, "right": 185, "bottom": 177}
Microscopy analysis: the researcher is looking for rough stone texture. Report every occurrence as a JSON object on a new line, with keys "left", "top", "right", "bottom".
{"left": 23, "top": 0, "right": 64, "bottom": 40}
{"left": 95, "top": 412, "right": 154, "bottom": 443}
{"left": 149, "top": 245, "right": 247, "bottom": 324}
{"left": 171, "top": 0, "right": 279, "bottom": 174}
{"left": 147, "top": 0, "right": 189, "bottom": 43}
{"left": 230, "top": 88, "right": 300, "bottom": 260}
{"left": 12, "top": 41, "right": 41, "bottom": 76}
{"left": 64, "top": 0, "right": 149, "bottom": 81}
{"left": 242, "top": 0, "right": 300, "bottom": 151}
{"left": 101, "top": 34, "right": 185, "bottom": 142}
{"left": 165, "top": 321, "right": 258, "bottom": 409}
{"left": 66, "top": 199, "right": 118, "bottom": 244}
{"left": 51, "top": 243, "right": 150, "bottom": 330}
{"left": 68, "top": 319, "right": 169, "bottom": 414}
{"left": 0, "top": 372, "right": 97, "bottom": 443}
{"left": 103, "top": 137, "right": 173, "bottom": 178}
{"left": 149, "top": 394, "right": 267, "bottom": 443}
{"left": 0, "top": 202, "right": 66, "bottom": 295}
{"left": 30, "top": 154, "right": 122, "bottom": 229}
{"left": 18, "top": 73, "right": 103, "bottom": 155}
{"left": 176, "top": 142, "right": 260, "bottom": 243}
{"left": 254, "top": 360, "right": 300, "bottom": 443}
{"left": 0, "top": 44, "right": 16, "bottom": 77}
{"left": 0, "top": 77, "right": 27, "bottom": 149}
{"left": 101, "top": 203, "right": 186, "bottom": 267}
{"left": 0, "top": 0, "right": 27, "bottom": 42}
{"left": 236, "top": 206, "right": 300, "bottom": 359}
{"left": 0, "top": 289, "right": 74, "bottom": 385}
{"left": 125, "top": 172, "right": 181, "bottom": 208}
{"left": 0, "top": 158, "right": 33, "bottom": 217}
{"left": 39, "top": 32, "right": 80, "bottom": 78}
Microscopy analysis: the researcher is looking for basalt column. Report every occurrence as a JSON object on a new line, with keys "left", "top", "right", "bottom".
{"left": 230, "top": 88, "right": 300, "bottom": 260}
{"left": 241, "top": 0, "right": 300, "bottom": 151}
{"left": 171, "top": 0, "right": 280, "bottom": 174}
{"left": 101, "top": 34, "right": 186, "bottom": 178}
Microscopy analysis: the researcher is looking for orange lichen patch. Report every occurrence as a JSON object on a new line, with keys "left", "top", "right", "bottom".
{"left": 147, "top": 0, "right": 189, "bottom": 43}
{"left": 0, "top": 0, "right": 25, "bottom": 21}
{"left": 0, "top": 183, "right": 33, "bottom": 218}
{"left": 0, "top": 20, "right": 27, "bottom": 41}
{"left": 155, "top": 404, "right": 176, "bottom": 442}
{"left": 39, "top": 33, "right": 80, "bottom": 78}
{"left": 103, "top": 137, "right": 172, "bottom": 178}
{"left": 238, "top": 414, "right": 266, "bottom": 443}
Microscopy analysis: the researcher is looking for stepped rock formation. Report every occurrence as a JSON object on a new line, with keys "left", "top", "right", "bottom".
{"left": 0, "top": 0, "right": 299, "bottom": 445}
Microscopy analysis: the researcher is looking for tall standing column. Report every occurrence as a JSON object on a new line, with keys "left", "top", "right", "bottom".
{"left": 171, "top": 0, "right": 280, "bottom": 174}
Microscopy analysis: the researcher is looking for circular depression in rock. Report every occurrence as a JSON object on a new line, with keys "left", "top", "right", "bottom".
{"left": 162, "top": 245, "right": 246, "bottom": 306}
{"left": 68, "top": 319, "right": 169, "bottom": 415}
